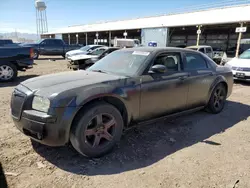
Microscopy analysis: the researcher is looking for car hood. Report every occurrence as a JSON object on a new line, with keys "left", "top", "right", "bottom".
{"left": 69, "top": 54, "right": 97, "bottom": 61}
{"left": 66, "top": 49, "right": 87, "bottom": 56}
{"left": 21, "top": 70, "right": 126, "bottom": 97}
{"left": 227, "top": 57, "right": 250, "bottom": 67}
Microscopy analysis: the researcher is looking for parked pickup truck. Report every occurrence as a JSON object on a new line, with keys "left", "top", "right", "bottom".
{"left": 186, "top": 45, "right": 227, "bottom": 65}
{"left": 0, "top": 46, "right": 34, "bottom": 81}
{"left": 21, "top": 39, "right": 81, "bottom": 59}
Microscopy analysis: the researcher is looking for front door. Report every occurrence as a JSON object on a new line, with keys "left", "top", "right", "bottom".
{"left": 39, "top": 40, "right": 54, "bottom": 55}
{"left": 139, "top": 52, "right": 189, "bottom": 120}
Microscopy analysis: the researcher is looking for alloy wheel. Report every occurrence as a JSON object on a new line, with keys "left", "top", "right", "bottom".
{"left": 0, "top": 65, "right": 14, "bottom": 80}
{"left": 213, "top": 87, "right": 225, "bottom": 109}
{"left": 84, "top": 113, "right": 117, "bottom": 148}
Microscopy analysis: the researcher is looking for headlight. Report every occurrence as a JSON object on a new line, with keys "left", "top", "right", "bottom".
{"left": 32, "top": 96, "right": 50, "bottom": 113}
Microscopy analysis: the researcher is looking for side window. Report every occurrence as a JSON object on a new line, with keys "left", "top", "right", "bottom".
{"left": 153, "top": 53, "right": 181, "bottom": 72}
{"left": 42, "top": 40, "right": 53, "bottom": 46}
{"left": 53, "top": 40, "right": 63, "bottom": 46}
{"left": 206, "top": 48, "right": 212, "bottom": 53}
{"left": 91, "top": 48, "right": 106, "bottom": 55}
{"left": 185, "top": 53, "right": 208, "bottom": 70}
{"left": 198, "top": 48, "right": 205, "bottom": 53}
{"left": 91, "top": 46, "right": 102, "bottom": 51}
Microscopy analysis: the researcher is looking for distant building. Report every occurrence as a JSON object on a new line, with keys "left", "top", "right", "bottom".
{"left": 42, "top": 3, "right": 250, "bottom": 51}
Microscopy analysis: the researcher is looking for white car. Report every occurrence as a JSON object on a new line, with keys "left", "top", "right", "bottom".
{"left": 225, "top": 49, "right": 250, "bottom": 81}
{"left": 65, "top": 45, "right": 104, "bottom": 59}
{"left": 68, "top": 46, "right": 108, "bottom": 62}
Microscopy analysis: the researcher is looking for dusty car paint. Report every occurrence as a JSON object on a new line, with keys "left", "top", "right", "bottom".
{"left": 11, "top": 47, "right": 233, "bottom": 146}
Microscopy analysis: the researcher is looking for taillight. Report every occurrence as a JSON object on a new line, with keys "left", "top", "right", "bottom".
{"left": 30, "top": 48, "right": 34, "bottom": 59}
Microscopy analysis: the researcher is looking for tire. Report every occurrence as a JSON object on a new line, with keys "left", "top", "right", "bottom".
{"left": 206, "top": 83, "right": 227, "bottom": 114}
{"left": 0, "top": 62, "right": 18, "bottom": 82}
{"left": 33, "top": 50, "right": 39, "bottom": 59}
{"left": 62, "top": 55, "right": 65, "bottom": 59}
{"left": 70, "top": 102, "right": 124, "bottom": 158}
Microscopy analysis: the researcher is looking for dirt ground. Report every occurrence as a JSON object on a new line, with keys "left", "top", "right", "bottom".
{"left": 1, "top": 56, "right": 250, "bottom": 188}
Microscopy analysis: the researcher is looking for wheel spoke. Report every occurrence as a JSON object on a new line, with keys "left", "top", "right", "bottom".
{"left": 102, "top": 131, "right": 113, "bottom": 141}
{"left": 104, "top": 117, "right": 116, "bottom": 130}
{"left": 85, "top": 128, "right": 96, "bottom": 136}
{"left": 214, "top": 101, "right": 219, "bottom": 107}
{"left": 93, "top": 135, "right": 101, "bottom": 147}
{"left": 95, "top": 114, "right": 103, "bottom": 126}
{"left": 217, "top": 89, "right": 221, "bottom": 96}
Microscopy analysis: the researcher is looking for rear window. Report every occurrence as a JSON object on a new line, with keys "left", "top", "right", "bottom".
{"left": 185, "top": 53, "right": 208, "bottom": 70}
{"left": 198, "top": 48, "right": 205, "bottom": 53}
{"left": 206, "top": 48, "right": 212, "bottom": 53}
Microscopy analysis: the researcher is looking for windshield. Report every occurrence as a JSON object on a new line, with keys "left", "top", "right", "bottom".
{"left": 89, "top": 48, "right": 106, "bottom": 55}
{"left": 88, "top": 50, "right": 150, "bottom": 76}
{"left": 239, "top": 50, "right": 250, "bottom": 59}
{"left": 80, "top": 45, "right": 91, "bottom": 51}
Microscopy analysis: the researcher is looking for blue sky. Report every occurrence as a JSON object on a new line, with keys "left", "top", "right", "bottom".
{"left": 0, "top": 0, "right": 224, "bottom": 33}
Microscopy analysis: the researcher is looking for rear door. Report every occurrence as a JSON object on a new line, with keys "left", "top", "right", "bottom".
{"left": 184, "top": 52, "right": 216, "bottom": 108}
{"left": 51, "top": 39, "right": 64, "bottom": 55}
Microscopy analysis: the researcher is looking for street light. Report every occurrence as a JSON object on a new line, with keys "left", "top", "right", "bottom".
{"left": 123, "top": 31, "right": 127, "bottom": 39}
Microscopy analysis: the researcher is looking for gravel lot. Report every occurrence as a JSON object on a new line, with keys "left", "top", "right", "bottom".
{"left": 1, "top": 56, "right": 250, "bottom": 188}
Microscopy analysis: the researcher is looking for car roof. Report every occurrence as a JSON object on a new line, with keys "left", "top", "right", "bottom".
{"left": 119, "top": 47, "right": 198, "bottom": 53}
{"left": 186, "top": 45, "right": 212, "bottom": 49}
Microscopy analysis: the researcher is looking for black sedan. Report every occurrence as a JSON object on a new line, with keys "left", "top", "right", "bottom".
{"left": 11, "top": 47, "right": 233, "bottom": 157}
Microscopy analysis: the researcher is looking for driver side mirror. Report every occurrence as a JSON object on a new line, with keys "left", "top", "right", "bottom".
{"left": 148, "top": 64, "right": 166, "bottom": 74}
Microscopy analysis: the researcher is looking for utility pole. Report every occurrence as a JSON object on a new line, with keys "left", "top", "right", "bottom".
{"left": 196, "top": 25, "right": 202, "bottom": 46}
{"left": 236, "top": 22, "right": 244, "bottom": 58}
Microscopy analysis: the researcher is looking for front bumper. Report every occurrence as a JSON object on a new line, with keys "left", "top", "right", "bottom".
{"left": 67, "top": 62, "right": 79, "bottom": 69}
{"left": 12, "top": 110, "right": 68, "bottom": 146}
{"left": 232, "top": 70, "right": 250, "bottom": 81}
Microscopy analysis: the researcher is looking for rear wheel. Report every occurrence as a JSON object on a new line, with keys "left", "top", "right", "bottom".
{"left": 206, "top": 83, "right": 227, "bottom": 114}
{"left": 33, "top": 50, "right": 39, "bottom": 59}
{"left": 0, "top": 62, "right": 17, "bottom": 82}
{"left": 70, "top": 102, "right": 124, "bottom": 157}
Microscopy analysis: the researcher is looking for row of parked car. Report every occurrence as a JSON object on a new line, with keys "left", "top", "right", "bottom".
{"left": 1, "top": 37, "right": 250, "bottom": 82}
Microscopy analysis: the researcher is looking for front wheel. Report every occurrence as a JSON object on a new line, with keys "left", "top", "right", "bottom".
{"left": 206, "top": 83, "right": 227, "bottom": 114}
{"left": 70, "top": 102, "right": 124, "bottom": 157}
{"left": 0, "top": 62, "right": 18, "bottom": 82}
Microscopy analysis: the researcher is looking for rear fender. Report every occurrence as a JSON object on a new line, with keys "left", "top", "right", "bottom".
{"left": 206, "top": 75, "right": 228, "bottom": 104}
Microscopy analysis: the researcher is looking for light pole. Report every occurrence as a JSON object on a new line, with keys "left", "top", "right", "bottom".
{"left": 123, "top": 31, "right": 127, "bottom": 39}
{"left": 76, "top": 34, "right": 79, "bottom": 44}
{"left": 235, "top": 22, "right": 245, "bottom": 57}
{"left": 68, "top": 34, "right": 70, "bottom": 45}
{"left": 96, "top": 32, "right": 99, "bottom": 45}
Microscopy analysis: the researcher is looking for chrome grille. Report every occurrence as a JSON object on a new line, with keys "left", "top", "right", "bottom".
{"left": 11, "top": 89, "right": 26, "bottom": 120}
